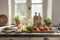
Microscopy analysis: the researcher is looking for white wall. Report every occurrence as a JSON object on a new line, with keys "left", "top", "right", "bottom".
{"left": 43, "top": 0, "right": 48, "bottom": 19}
{"left": 0, "top": 0, "right": 14, "bottom": 25}
{"left": 0, "top": 0, "right": 8, "bottom": 25}
{"left": 0, "top": 0, "right": 8, "bottom": 16}
{"left": 47, "top": 0, "right": 52, "bottom": 19}
{"left": 52, "top": 0, "right": 60, "bottom": 25}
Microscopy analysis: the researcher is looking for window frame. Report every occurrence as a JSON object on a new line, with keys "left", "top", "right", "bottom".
{"left": 15, "top": 0, "right": 43, "bottom": 18}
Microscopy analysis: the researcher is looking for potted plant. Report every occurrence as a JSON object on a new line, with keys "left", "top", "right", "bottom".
{"left": 44, "top": 18, "right": 52, "bottom": 26}
{"left": 14, "top": 15, "right": 20, "bottom": 26}
{"left": 14, "top": 11, "right": 22, "bottom": 26}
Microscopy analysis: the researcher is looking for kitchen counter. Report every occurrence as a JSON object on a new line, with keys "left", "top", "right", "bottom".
{"left": 0, "top": 26, "right": 59, "bottom": 37}
{"left": 0, "top": 27, "right": 60, "bottom": 40}
{"left": 0, "top": 33, "right": 60, "bottom": 37}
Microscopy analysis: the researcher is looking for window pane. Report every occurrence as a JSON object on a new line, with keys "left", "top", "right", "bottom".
{"left": 15, "top": 0, "right": 26, "bottom": 3}
{"left": 32, "top": 0, "right": 43, "bottom": 3}
{"left": 15, "top": 4, "right": 27, "bottom": 16}
{"left": 31, "top": 4, "right": 43, "bottom": 18}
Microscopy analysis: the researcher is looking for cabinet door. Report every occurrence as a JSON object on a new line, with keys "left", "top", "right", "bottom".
{"left": 0, "top": 37, "right": 25, "bottom": 40}
{"left": 30, "top": 37, "right": 43, "bottom": 40}
{"left": 30, "top": 37, "right": 60, "bottom": 40}
{"left": 48, "top": 37, "right": 60, "bottom": 40}
{"left": 8, "top": 37, "right": 26, "bottom": 40}
{"left": 0, "top": 37, "right": 8, "bottom": 40}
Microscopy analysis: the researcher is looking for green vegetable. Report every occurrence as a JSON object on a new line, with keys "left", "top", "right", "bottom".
{"left": 4, "top": 27, "right": 16, "bottom": 30}
{"left": 25, "top": 25, "right": 34, "bottom": 32}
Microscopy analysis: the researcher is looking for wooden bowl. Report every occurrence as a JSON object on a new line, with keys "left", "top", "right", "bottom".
{"left": 0, "top": 15, "right": 8, "bottom": 26}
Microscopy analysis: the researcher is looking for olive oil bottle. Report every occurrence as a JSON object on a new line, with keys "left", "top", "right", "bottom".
{"left": 34, "top": 12, "right": 38, "bottom": 25}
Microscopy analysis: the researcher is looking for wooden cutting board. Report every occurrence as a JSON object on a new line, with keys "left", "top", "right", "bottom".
{"left": 33, "top": 31, "right": 55, "bottom": 33}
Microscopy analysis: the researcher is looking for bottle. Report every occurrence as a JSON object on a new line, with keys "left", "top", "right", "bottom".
{"left": 38, "top": 13, "right": 41, "bottom": 20}
{"left": 34, "top": 12, "right": 38, "bottom": 25}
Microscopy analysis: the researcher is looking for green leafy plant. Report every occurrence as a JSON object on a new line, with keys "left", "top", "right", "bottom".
{"left": 44, "top": 18, "right": 52, "bottom": 26}
{"left": 14, "top": 11, "right": 22, "bottom": 21}
{"left": 15, "top": 16, "right": 20, "bottom": 21}
{"left": 35, "top": 20, "right": 41, "bottom": 27}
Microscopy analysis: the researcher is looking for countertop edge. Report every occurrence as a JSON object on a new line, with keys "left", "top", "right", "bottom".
{"left": 0, "top": 33, "right": 60, "bottom": 37}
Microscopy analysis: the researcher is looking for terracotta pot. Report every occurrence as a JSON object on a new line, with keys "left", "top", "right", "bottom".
{"left": 45, "top": 23, "right": 51, "bottom": 27}
{"left": 16, "top": 21, "right": 20, "bottom": 26}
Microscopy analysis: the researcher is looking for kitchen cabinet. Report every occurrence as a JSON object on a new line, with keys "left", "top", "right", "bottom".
{"left": 30, "top": 37, "right": 60, "bottom": 40}
{"left": 0, "top": 38, "right": 8, "bottom": 40}
{"left": 0, "top": 37, "right": 60, "bottom": 40}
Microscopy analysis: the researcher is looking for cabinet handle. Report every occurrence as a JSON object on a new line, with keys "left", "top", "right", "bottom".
{"left": 44, "top": 37, "right": 49, "bottom": 40}
{"left": 9, "top": 39, "right": 13, "bottom": 40}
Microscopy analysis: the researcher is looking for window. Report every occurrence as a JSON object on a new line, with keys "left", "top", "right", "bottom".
{"left": 8, "top": 0, "right": 52, "bottom": 25}
{"left": 15, "top": 0, "right": 27, "bottom": 17}
{"left": 31, "top": 0, "right": 43, "bottom": 17}
{"left": 15, "top": 0, "right": 43, "bottom": 18}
